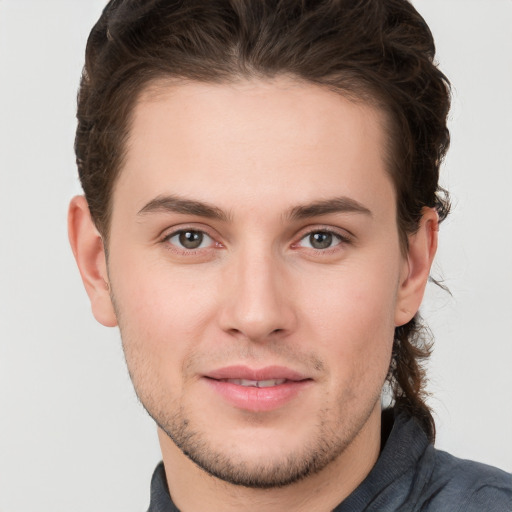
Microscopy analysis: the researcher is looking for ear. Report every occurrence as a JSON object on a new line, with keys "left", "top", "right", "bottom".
{"left": 395, "top": 208, "right": 439, "bottom": 327}
{"left": 68, "top": 196, "right": 118, "bottom": 327}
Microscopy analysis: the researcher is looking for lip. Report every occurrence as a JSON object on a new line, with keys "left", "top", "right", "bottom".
{"left": 203, "top": 365, "right": 313, "bottom": 412}
{"left": 205, "top": 365, "right": 309, "bottom": 382}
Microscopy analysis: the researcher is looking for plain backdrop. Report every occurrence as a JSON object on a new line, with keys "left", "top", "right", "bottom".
{"left": 0, "top": 1, "right": 511, "bottom": 510}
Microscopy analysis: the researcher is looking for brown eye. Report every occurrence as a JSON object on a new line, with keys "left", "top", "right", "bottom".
{"left": 167, "top": 230, "right": 211, "bottom": 250}
{"left": 179, "top": 231, "right": 203, "bottom": 249}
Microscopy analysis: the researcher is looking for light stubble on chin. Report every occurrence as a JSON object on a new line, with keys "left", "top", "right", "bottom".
{"left": 141, "top": 385, "right": 381, "bottom": 489}
{"left": 157, "top": 404, "right": 350, "bottom": 488}
{"left": 111, "top": 292, "right": 383, "bottom": 489}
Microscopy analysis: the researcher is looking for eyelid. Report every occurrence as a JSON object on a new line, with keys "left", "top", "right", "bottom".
{"left": 158, "top": 223, "right": 353, "bottom": 253}
{"left": 160, "top": 222, "right": 218, "bottom": 240}
{"left": 160, "top": 224, "right": 223, "bottom": 252}
{"left": 168, "top": 230, "right": 213, "bottom": 249}
{"left": 292, "top": 225, "right": 354, "bottom": 250}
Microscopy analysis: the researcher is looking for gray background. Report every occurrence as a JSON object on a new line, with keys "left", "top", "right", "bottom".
{"left": 0, "top": 1, "right": 511, "bottom": 510}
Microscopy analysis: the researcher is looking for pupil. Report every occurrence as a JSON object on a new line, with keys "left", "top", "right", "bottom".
{"left": 310, "top": 232, "right": 332, "bottom": 249}
{"left": 179, "top": 231, "right": 203, "bottom": 249}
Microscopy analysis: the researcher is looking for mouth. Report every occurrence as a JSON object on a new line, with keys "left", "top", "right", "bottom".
{"left": 202, "top": 366, "right": 312, "bottom": 412}
{"left": 217, "top": 378, "right": 287, "bottom": 388}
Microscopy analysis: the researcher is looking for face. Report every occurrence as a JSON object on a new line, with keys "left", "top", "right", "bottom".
{"left": 103, "top": 78, "right": 410, "bottom": 487}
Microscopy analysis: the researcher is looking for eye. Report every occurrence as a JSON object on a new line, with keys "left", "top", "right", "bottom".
{"left": 298, "top": 230, "right": 345, "bottom": 250}
{"left": 166, "top": 229, "right": 213, "bottom": 250}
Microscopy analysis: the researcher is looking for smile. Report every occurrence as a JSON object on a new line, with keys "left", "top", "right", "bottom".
{"left": 203, "top": 366, "right": 313, "bottom": 412}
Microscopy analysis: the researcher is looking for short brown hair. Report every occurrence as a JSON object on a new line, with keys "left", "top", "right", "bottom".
{"left": 75, "top": 0, "right": 451, "bottom": 441}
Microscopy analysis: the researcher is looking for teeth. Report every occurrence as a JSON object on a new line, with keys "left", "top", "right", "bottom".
{"left": 257, "top": 379, "right": 286, "bottom": 388}
{"left": 224, "top": 379, "right": 286, "bottom": 387}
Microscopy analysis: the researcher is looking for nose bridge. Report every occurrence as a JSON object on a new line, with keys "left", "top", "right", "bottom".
{"left": 220, "top": 239, "right": 295, "bottom": 341}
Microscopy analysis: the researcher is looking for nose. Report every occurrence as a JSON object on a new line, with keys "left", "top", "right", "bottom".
{"left": 218, "top": 245, "right": 297, "bottom": 342}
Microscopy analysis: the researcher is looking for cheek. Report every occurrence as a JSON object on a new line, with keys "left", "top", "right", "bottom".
{"left": 297, "top": 260, "right": 398, "bottom": 379}
{"left": 113, "top": 252, "right": 216, "bottom": 320}
{"left": 109, "top": 257, "right": 220, "bottom": 376}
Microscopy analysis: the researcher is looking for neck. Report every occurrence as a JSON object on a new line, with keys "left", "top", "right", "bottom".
{"left": 159, "top": 404, "right": 382, "bottom": 512}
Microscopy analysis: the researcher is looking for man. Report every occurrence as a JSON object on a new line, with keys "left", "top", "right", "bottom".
{"left": 68, "top": 0, "right": 512, "bottom": 510}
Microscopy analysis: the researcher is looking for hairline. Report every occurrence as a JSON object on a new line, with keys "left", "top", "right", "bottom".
{"left": 98, "top": 72, "right": 402, "bottom": 250}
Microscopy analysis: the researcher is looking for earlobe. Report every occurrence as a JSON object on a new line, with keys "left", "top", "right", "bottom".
{"left": 395, "top": 208, "right": 439, "bottom": 327}
{"left": 68, "top": 196, "right": 118, "bottom": 327}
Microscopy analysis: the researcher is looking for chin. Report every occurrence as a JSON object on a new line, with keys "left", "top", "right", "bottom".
{"left": 154, "top": 397, "right": 379, "bottom": 489}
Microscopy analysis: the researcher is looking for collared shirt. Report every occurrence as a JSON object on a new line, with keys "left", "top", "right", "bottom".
{"left": 147, "top": 409, "right": 512, "bottom": 511}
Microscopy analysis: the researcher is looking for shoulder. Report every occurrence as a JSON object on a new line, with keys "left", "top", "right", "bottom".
{"left": 420, "top": 446, "right": 512, "bottom": 512}
{"left": 336, "top": 409, "right": 511, "bottom": 512}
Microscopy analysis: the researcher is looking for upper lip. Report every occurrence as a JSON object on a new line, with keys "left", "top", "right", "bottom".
{"left": 204, "top": 365, "right": 310, "bottom": 382}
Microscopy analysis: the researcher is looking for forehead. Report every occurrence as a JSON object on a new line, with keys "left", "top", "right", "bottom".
{"left": 114, "top": 77, "right": 395, "bottom": 220}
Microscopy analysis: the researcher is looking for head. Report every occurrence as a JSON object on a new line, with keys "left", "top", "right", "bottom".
{"left": 70, "top": 0, "right": 450, "bottom": 489}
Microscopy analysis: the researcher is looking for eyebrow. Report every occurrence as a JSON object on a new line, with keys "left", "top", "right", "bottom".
{"left": 137, "top": 194, "right": 372, "bottom": 222}
{"left": 287, "top": 197, "right": 372, "bottom": 220}
{"left": 137, "top": 195, "right": 230, "bottom": 221}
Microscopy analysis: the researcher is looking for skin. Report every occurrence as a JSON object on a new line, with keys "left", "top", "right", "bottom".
{"left": 69, "top": 77, "right": 438, "bottom": 512}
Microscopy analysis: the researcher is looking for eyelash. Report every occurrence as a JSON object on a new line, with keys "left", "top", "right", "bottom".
{"left": 293, "top": 228, "right": 352, "bottom": 253}
{"left": 161, "top": 227, "right": 220, "bottom": 255}
{"left": 160, "top": 226, "right": 353, "bottom": 255}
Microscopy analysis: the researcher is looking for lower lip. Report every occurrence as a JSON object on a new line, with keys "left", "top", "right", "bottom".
{"left": 203, "top": 378, "right": 312, "bottom": 412}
